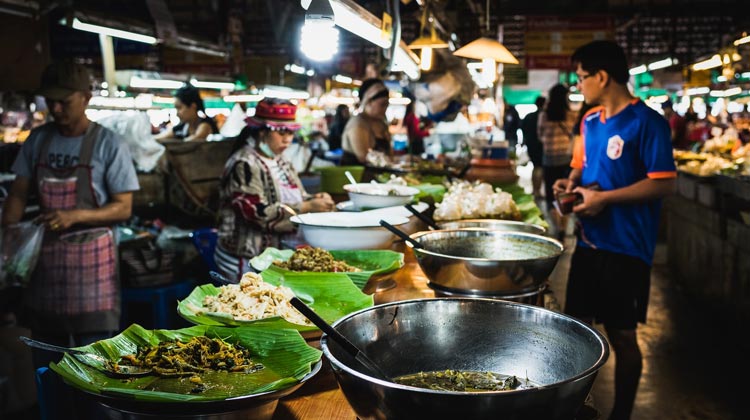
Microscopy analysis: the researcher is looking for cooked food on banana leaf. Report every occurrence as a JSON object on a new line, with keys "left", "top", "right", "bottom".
{"left": 273, "top": 247, "right": 362, "bottom": 273}
{"left": 117, "top": 336, "right": 263, "bottom": 379}
{"left": 201, "top": 272, "right": 311, "bottom": 326}
{"left": 433, "top": 181, "right": 521, "bottom": 221}
{"left": 394, "top": 369, "right": 536, "bottom": 392}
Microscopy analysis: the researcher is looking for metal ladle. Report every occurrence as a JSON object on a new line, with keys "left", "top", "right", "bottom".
{"left": 289, "top": 297, "right": 391, "bottom": 382}
{"left": 19, "top": 336, "right": 152, "bottom": 377}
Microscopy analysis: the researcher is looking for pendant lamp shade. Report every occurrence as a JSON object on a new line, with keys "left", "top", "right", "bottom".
{"left": 408, "top": 27, "right": 449, "bottom": 49}
{"left": 453, "top": 37, "right": 519, "bottom": 64}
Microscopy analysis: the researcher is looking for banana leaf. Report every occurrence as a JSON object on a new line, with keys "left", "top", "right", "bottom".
{"left": 177, "top": 272, "right": 373, "bottom": 329}
{"left": 497, "top": 183, "right": 549, "bottom": 229}
{"left": 250, "top": 248, "right": 404, "bottom": 289}
{"left": 49, "top": 323, "right": 321, "bottom": 402}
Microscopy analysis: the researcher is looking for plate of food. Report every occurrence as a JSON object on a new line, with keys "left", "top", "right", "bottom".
{"left": 250, "top": 247, "right": 404, "bottom": 289}
{"left": 49, "top": 323, "right": 322, "bottom": 402}
{"left": 177, "top": 271, "right": 373, "bottom": 330}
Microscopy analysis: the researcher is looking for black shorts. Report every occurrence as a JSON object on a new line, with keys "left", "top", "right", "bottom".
{"left": 564, "top": 246, "right": 651, "bottom": 330}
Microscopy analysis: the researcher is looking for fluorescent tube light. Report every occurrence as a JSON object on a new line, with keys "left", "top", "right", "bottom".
{"left": 686, "top": 87, "right": 710, "bottom": 95}
{"left": 65, "top": 17, "right": 157, "bottom": 44}
{"left": 629, "top": 65, "right": 647, "bottom": 75}
{"left": 330, "top": 0, "right": 420, "bottom": 79}
{"left": 223, "top": 94, "right": 265, "bottom": 103}
{"left": 734, "top": 35, "right": 750, "bottom": 46}
{"left": 152, "top": 96, "right": 176, "bottom": 104}
{"left": 130, "top": 76, "right": 185, "bottom": 89}
{"left": 190, "top": 78, "right": 235, "bottom": 90}
{"left": 333, "top": 74, "right": 353, "bottom": 84}
{"left": 710, "top": 87, "right": 742, "bottom": 97}
{"left": 568, "top": 94, "right": 584, "bottom": 102}
{"left": 692, "top": 55, "right": 722, "bottom": 71}
{"left": 389, "top": 97, "right": 412, "bottom": 105}
{"left": 717, "top": 75, "right": 728, "bottom": 82}
{"left": 262, "top": 88, "right": 310, "bottom": 100}
{"left": 648, "top": 58, "right": 678, "bottom": 71}
{"left": 330, "top": 1, "right": 389, "bottom": 48}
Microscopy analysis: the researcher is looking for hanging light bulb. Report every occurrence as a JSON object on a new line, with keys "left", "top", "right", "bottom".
{"left": 300, "top": 0, "right": 338, "bottom": 61}
{"left": 420, "top": 47, "right": 433, "bottom": 71}
{"left": 408, "top": 3, "right": 448, "bottom": 72}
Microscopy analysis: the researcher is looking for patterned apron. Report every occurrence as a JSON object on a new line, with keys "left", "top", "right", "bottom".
{"left": 27, "top": 122, "right": 119, "bottom": 334}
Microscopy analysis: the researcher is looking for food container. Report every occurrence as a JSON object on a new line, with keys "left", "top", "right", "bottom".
{"left": 407, "top": 229, "right": 563, "bottom": 295}
{"left": 436, "top": 219, "right": 545, "bottom": 234}
{"left": 321, "top": 298, "right": 609, "bottom": 420}
{"left": 291, "top": 212, "right": 409, "bottom": 250}
{"left": 343, "top": 183, "right": 420, "bottom": 210}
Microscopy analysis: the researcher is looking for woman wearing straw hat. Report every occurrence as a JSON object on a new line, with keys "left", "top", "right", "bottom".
{"left": 214, "top": 98, "right": 335, "bottom": 281}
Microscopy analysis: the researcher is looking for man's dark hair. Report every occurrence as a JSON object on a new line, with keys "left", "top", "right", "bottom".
{"left": 571, "top": 40, "right": 630, "bottom": 85}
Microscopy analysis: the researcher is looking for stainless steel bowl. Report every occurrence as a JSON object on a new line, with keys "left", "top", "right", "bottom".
{"left": 437, "top": 219, "right": 546, "bottom": 234}
{"left": 408, "top": 229, "right": 563, "bottom": 295}
{"left": 321, "top": 298, "right": 609, "bottom": 420}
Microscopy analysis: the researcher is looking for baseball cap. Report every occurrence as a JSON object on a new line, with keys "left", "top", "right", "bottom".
{"left": 37, "top": 61, "right": 92, "bottom": 101}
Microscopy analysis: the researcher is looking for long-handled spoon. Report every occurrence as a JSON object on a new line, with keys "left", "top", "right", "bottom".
{"left": 378, "top": 220, "right": 424, "bottom": 249}
{"left": 19, "top": 336, "right": 152, "bottom": 377}
{"left": 404, "top": 204, "right": 440, "bottom": 230}
{"left": 289, "top": 297, "right": 391, "bottom": 382}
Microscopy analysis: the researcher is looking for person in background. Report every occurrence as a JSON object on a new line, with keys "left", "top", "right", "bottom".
{"left": 403, "top": 99, "right": 433, "bottom": 156}
{"left": 553, "top": 40, "right": 675, "bottom": 420}
{"left": 341, "top": 78, "right": 391, "bottom": 165}
{"left": 155, "top": 85, "right": 218, "bottom": 142}
{"left": 521, "top": 95, "right": 546, "bottom": 199}
{"left": 502, "top": 99, "right": 521, "bottom": 149}
{"left": 661, "top": 99, "right": 688, "bottom": 149}
{"left": 538, "top": 84, "right": 577, "bottom": 209}
{"left": 327, "top": 104, "right": 350, "bottom": 152}
{"left": 215, "top": 98, "right": 334, "bottom": 281}
{"left": 1, "top": 60, "right": 139, "bottom": 368}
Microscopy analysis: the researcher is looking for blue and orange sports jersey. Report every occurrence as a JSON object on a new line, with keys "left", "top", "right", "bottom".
{"left": 570, "top": 99, "right": 676, "bottom": 265}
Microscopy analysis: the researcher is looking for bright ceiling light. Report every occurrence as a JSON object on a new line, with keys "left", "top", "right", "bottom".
{"left": 419, "top": 47, "right": 433, "bottom": 71}
{"left": 734, "top": 34, "right": 750, "bottom": 46}
{"left": 389, "top": 97, "right": 412, "bottom": 105}
{"left": 692, "top": 54, "right": 722, "bottom": 71}
{"left": 648, "top": 57, "right": 678, "bottom": 71}
{"left": 686, "top": 87, "right": 710, "bottom": 95}
{"left": 63, "top": 17, "right": 157, "bottom": 44}
{"left": 223, "top": 94, "right": 265, "bottom": 103}
{"left": 333, "top": 74, "right": 353, "bottom": 84}
{"left": 301, "top": 0, "right": 339, "bottom": 61}
{"left": 330, "top": 0, "right": 389, "bottom": 48}
{"left": 568, "top": 94, "right": 584, "bottom": 102}
{"left": 130, "top": 76, "right": 185, "bottom": 89}
{"left": 190, "top": 78, "right": 235, "bottom": 90}
{"left": 262, "top": 87, "right": 310, "bottom": 100}
{"left": 629, "top": 65, "right": 648, "bottom": 75}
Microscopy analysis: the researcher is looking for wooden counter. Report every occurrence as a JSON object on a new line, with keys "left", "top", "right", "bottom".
{"left": 273, "top": 245, "right": 433, "bottom": 420}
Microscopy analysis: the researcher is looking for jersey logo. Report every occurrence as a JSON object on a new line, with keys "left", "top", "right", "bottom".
{"left": 607, "top": 135, "right": 625, "bottom": 160}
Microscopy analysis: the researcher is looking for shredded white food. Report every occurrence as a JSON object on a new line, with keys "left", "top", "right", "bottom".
{"left": 202, "top": 272, "right": 311, "bottom": 326}
{"left": 433, "top": 180, "right": 521, "bottom": 221}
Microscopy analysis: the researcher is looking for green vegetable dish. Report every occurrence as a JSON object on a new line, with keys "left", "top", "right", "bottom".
{"left": 273, "top": 247, "right": 361, "bottom": 273}
{"left": 394, "top": 370, "right": 536, "bottom": 392}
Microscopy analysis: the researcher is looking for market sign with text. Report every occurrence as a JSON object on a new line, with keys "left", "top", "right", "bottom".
{"left": 525, "top": 16, "right": 614, "bottom": 70}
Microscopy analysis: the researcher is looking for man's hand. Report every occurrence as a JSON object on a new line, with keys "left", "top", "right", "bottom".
{"left": 38, "top": 209, "right": 80, "bottom": 231}
{"left": 553, "top": 178, "right": 577, "bottom": 195}
{"left": 572, "top": 187, "right": 608, "bottom": 217}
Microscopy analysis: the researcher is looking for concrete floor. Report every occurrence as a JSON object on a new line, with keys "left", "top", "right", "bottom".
{"left": 545, "top": 204, "right": 745, "bottom": 420}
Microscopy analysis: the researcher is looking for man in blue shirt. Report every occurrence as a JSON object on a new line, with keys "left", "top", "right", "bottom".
{"left": 553, "top": 41, "right": 676, "bottom": 420}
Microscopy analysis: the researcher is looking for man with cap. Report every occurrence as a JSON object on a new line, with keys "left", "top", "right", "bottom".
{"left": 1, "top": 60, "right": 139, "bottom": 367}
{"left": 661, "top": 99, "right": 688, "bottom": 149}
{"left": 214, "top": 98, "right": 335, "bottom": 281}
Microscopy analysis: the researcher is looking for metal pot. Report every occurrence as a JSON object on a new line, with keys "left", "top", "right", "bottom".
{"left": 84, "top": 361, "right": 322, "bottom": 420}
{"left": 321, "top": 298, "right": 609, "bottom": 420}
{"left": 408, "top": 229, "right": 563, "bottom": 295}
{"left": 436, "top": 219, "right": 546, "bottom": 234}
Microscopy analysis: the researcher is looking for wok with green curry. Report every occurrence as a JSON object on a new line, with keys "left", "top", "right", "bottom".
{"left": 394, "top": 369, "right": 536, "bottom": 392}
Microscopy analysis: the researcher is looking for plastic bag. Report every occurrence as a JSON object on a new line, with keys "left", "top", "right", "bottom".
{"left": 0, "top": 221, "right": 45, "bottom": 289}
